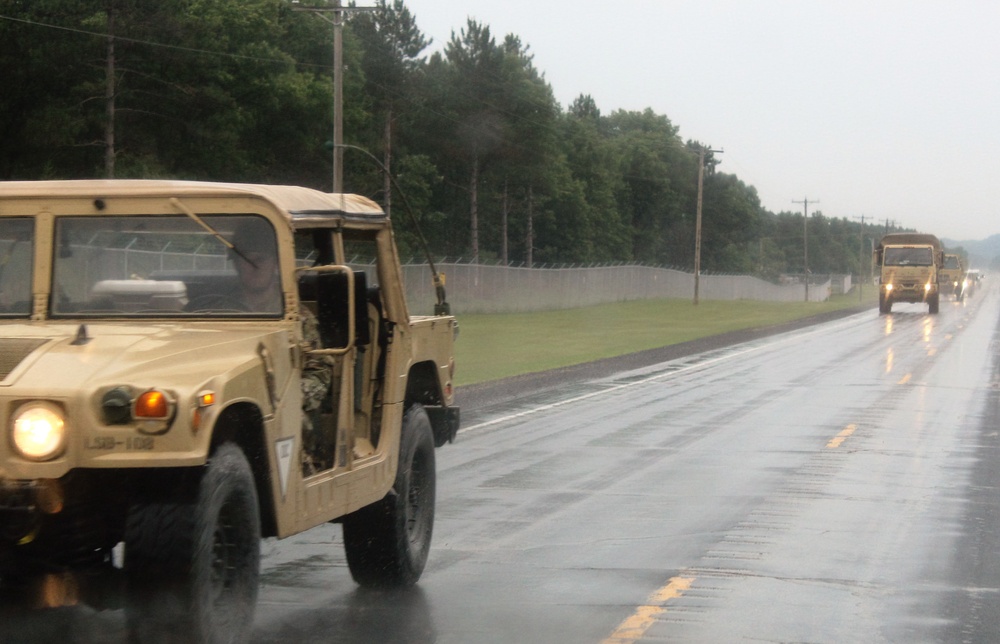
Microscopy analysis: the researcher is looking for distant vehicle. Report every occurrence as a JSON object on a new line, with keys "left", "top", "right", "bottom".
{"left": 873, "top": 232, "right": 944, "bottom": 315}
{"left": 940, "top": 253, "right": 965, "bottom": 299}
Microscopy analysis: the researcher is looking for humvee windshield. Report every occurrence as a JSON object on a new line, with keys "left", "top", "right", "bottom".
{"left": 50, "top": 214, "right": 283, "bottom": 318}
{"left": 883, "top": 247, "right": 933, "bottom": 266}
{"left": 0, "top": 218, "right": 33, "bottom": 317}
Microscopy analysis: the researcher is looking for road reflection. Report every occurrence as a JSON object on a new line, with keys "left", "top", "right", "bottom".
{"left": 251, "top": 585, "right": 435, "bottom": 644}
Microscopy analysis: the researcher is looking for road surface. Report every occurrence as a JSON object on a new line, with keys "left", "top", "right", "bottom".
{"left": 5, "top": 284, "right": 999, "bottom": 643}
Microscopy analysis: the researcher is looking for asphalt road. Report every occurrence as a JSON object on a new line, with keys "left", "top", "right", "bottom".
{"left": 249, "top": 282, "right": 1000, "bottom": 643}
{"left": 6, "top": 285, "right": 1000, "bottom": 643}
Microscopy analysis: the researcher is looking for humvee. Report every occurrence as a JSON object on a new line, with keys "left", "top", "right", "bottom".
{"left": 0, "top": 180, "right": 459, "bottom": 642}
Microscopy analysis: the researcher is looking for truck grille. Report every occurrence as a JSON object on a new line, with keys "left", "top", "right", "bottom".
{"left": 0, "top": 338, "right": 48, "bottom": 381}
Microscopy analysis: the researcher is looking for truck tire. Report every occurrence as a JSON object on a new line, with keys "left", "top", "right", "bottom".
{"left": 343, "top": 403, "right": 436, "bottom": 587}
{"left": 124, "top": 443, "right": 261, "bottom": 644}
{"left": 879, "top": 293, "right": 891, "bottom": 315}
{"left": 928, "top": 293, "right": 940, "bottom": 314}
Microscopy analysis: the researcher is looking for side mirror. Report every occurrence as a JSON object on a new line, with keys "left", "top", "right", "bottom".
{"left": 299, "top": 266, "right": 369, "bottom": 352}
{"left": 315, "top": 269, "right": 353, "bottom": 349}
{"left": 297, "top": 265, "right": 354, "bottom": 353}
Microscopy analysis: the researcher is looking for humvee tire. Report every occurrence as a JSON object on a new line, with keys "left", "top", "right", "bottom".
{"left": 124, "top": 443, "right": 261, "bottom": 643}
{"left": 343, "top": 404, "right": 436, "bottom": 587}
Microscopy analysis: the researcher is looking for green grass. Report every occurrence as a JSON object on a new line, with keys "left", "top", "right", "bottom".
{"left": 454, "top": 290, "right": 877, "bottom": 385}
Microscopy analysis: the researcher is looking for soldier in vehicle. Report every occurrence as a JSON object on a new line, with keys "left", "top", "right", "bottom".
{"left": 230, "top": 219, "right": 333, "bottom": 470}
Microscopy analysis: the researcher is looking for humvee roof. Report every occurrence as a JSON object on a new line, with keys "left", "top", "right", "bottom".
{"left": 0, "top": 179, "right": 386, "bottom": 225}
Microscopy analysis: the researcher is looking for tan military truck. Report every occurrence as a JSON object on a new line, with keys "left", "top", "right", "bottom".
{"left": 0, "top": 180, "right": 459, "bottom": 642}
{"left": 874, "top": 232, "right": 944, "bottom": 314}
{"left": 939, "top": 253, "right": 966, "bottom": 300}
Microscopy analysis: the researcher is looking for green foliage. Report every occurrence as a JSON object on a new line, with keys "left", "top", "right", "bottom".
{"left": 0, "top": 1, "right": 880, "bottom": 277}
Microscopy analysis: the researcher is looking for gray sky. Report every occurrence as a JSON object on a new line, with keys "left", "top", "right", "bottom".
{"left": 402, "top": 0, "right": 1000, "bottom": 242}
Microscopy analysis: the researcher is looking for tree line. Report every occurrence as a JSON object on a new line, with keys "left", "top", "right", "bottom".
{"left": 0, "top": 0, "right": 916, "bottom": 279}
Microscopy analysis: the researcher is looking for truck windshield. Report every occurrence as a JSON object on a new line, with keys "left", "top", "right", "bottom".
{"left": 50, "top": 214, "right": 283, "bottom": 318}
{"left": 883, "top": 247, "right": 933, "bottom": 267}
{"left": 0, "top": 218, "right": 34, "bottom": 317}
{"left": 944, "top": 256, "right": 961, "bottom": 269}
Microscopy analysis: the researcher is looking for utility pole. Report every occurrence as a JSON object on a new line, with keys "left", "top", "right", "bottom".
{"left": 292, "top": 1, "right": 377, "bottom": 193}
{"left": 793, "top": 197, "right": 818, "bottom": 302}
{"left": 693, "top": 147, "right": 723, "bottom": 305}
{"left": 852, "top": 214, "right": 865, "bottom": 302}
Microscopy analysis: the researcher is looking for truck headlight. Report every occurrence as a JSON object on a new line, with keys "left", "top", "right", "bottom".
{"left": 11, "top": 402, "right": 67, "bottom": 461}
{"left": 884, "top": 283, "right": 893, "bottom": 292}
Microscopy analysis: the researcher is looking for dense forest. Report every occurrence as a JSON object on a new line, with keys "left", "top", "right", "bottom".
{"left": 0, "top": 0, "right": 918, "bottom": 278}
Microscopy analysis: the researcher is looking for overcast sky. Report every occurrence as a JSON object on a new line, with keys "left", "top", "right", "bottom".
{"left": 401, "top": 0, "right": 1000, "bottom": 242}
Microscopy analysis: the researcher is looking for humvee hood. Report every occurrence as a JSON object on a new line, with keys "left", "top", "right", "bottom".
{"left": 1, "top": 323, "right": 279, "bottom": 389}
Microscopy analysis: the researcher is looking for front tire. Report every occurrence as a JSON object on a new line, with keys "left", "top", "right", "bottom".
{"left": 124, "top": 443, "right": 261, "bottom": 644}
{"left": 928, "top": 293, "right": 940, "bottom": 314}
{"left": 879, "top": 292, "right": 892, "bottom": 315}
{"left": 343, "top": 403, "right": 436, "bottom": 587}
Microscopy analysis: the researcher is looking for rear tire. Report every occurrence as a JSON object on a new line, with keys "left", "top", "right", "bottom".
{"left": 124, "top": 443, "right": 261, "bottom": 644}
{"left": 343, "top": 404, "right": 436, "bottom": 587}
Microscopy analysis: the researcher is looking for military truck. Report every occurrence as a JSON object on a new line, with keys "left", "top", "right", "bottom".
{"left": 874, "top": 232, "right": 944, "bottom": 314}
{"left": 0, "top": 180, "right": 459, "bottom": 642}
{"left": 939, "top": 253, "right": 966, "bottom": 300}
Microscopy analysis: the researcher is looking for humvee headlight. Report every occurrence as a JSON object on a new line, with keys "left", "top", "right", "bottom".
{"left": 11, "top": 402, "right": 67, "bottom": 461}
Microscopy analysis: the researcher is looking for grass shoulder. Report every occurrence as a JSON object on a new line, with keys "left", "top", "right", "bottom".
{"left": 454, "top": 290, "right": 877, "bottom": 386}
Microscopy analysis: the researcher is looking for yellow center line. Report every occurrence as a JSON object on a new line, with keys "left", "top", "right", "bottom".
{"left": 827, "top": 423, "right": 856, "bottom": 449}
{"left": 602, "top": 576, "right": 695, "bottom": 644}
{"left": 898, "top": 373, "right": 912, "bottom": 385}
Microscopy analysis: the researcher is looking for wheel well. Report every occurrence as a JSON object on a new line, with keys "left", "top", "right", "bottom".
{"left": 210, "top": 402, "right": 278, "bottom": 538}
{"left": 405, "top": 360, "right": 443, "bottom": 407}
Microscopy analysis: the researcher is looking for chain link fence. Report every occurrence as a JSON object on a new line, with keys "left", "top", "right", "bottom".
{"left": 400, "top": 262, "right": 844, "bottom": 315}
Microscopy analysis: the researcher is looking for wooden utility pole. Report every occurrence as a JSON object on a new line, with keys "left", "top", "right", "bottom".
{"left": 104, "top": 5, "right": 116, "bottom": 178}
{"left": 852, "top": 214, "right": 866, "bottom": 302}
{"left": 693, "top": 147, "right": 723, "bottom": 305}
{"left": 292, "top": 1, "right": 377, "bottom": 193}
{"left": 793, "top": 197, "right": 818, "bottom": 302}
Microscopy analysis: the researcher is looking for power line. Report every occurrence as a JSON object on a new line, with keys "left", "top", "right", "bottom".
{"left": 0, "top": 13, "right": 309, "bottom": 67}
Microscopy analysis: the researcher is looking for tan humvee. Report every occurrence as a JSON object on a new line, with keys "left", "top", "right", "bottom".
{"left": 0, "top": 180, "right": 459, "bottom": 642}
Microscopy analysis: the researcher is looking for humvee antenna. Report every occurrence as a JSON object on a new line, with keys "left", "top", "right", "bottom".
{"left": 335, "top": 143, "right": 450, "bottom": 315}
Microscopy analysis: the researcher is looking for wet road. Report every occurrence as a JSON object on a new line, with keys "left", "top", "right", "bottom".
{"left": 6, "top": 283, "right": 1000, "bottom": 643}
{"left": 250, "top": 283, "right": 1000, "bottom": 643}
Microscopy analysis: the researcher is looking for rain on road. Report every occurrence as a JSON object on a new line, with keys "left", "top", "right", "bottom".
{"left": 6, "top": 283, "right": 1000, "bottom": 643}
{"left": 250, "top": 282, "right": 1000, "bottom": 643}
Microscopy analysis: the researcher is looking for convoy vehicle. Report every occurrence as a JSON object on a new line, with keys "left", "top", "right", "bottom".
{"left": 873, "top": 232, "right": 944, "bottom": 314}
{"left": 0, "top": 180, "right": 459, "bottom": 642}
{"left": 939, "top": 253, "right": 966, "bottom": 299}
{"left": 965, "top": 269, "right": 983, "bottom": 297}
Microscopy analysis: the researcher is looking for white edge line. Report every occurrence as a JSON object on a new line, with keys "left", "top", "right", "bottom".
{"left": 458, "top": 312, "right": 868, "bottom": 436}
